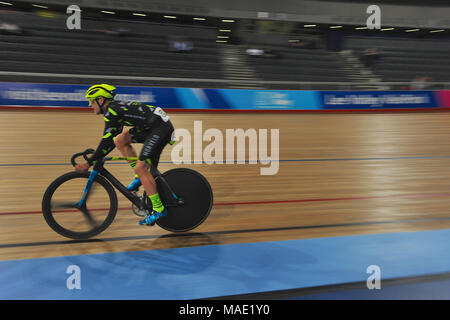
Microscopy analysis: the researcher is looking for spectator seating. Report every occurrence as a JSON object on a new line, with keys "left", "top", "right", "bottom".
{"left": 244, "top": 44, "right": 352, "bottom": 89}
{"left": 345, "top": 36, "right": 450, "bottom": 84}
{"left": 0, "top": 11, "right": 223, "bottom": 88}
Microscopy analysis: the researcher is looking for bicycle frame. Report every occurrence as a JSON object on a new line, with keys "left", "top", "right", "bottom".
{"left": 77, "top": 156, "right": 180, "bottom": 210}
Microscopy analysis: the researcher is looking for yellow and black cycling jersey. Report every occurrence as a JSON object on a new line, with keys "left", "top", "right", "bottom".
{"left": 87, "top": 100, "right": 170, "bottom": 165}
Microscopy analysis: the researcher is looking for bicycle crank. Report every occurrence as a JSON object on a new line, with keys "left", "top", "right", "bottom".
{"left": 131, "top": 203, "right": 148, "bottom": 217}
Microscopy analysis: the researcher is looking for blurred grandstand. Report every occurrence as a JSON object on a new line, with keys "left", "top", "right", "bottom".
{"left": 0, "top": 0, "right": 449, "bottom": 90}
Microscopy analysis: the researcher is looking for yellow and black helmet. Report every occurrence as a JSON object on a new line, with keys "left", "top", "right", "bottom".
{"left": 85, "top": 84, "right": 116, "bottom": 101}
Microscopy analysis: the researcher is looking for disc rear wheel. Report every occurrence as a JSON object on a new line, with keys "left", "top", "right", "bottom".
{"left": 156, "top": 168, "right": 213, "bottom": 232}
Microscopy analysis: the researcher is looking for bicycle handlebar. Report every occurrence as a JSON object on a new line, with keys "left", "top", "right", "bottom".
{"left": 71, "top": 149, "right": 95, "bottom": 167}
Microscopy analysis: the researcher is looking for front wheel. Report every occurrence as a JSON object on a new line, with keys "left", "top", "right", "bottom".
{"left": 156, "top": 168, "right": 213, "bottom": 232}
{"left": 42, "top": 171, "right": 118, "bottom": 239}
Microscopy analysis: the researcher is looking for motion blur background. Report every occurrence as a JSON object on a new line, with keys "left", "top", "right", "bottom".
{"left": 1, "top": 0, "right": 450, "bottom": 300}
{"left": 0, "top": 0, "right": 449, "bottom": 90}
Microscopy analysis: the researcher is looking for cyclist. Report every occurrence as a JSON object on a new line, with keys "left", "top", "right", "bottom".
{"left": 74, "top": 84, "right": 174, "bottom": 226}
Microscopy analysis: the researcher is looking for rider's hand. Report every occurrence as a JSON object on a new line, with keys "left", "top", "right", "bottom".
{"left": 74, "top": 162, "right": 90, "bottom": 172}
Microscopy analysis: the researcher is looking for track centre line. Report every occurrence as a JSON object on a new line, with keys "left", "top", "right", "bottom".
{"left": 2, "top": 155, "right": 450, "bottom": 167}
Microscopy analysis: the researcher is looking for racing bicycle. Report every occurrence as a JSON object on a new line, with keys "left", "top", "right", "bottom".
{"left": 42, "top": 149, "right": 213, "bottom": 240}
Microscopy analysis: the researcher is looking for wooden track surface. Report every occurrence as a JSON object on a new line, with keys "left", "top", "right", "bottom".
{"left": 2, "top": 110, "right": 450, "bottom": 261}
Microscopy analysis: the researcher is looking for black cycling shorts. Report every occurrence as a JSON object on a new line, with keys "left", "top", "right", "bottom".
{"left": 128, "top": 120, "right": 174, "bottom": 167}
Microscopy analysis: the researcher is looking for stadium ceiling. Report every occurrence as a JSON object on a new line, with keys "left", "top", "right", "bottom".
{"left": 315, "top": 0, "right": 449, "bottom": 6}
{"left": 2, "top": 0, "right": 450, "bottom": 29}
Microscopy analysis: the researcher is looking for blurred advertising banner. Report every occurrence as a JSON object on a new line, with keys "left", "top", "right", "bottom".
{"left": 321, "top": 91, "right": 438, "bottom": 109}
{"left": 177, "top": 88, "right": 321, "bottom": 110}
{"left": 0, "top": 82, "right": 181, "bottom": 108}
{"left": 0, "top": 82, "right": 448, "bottom": 111}
{"left": 0, "top": 82, "right": 321, "bottom": 110}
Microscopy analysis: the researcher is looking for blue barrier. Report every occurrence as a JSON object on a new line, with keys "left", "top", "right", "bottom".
{"left": 0, "top": 82, "right": 447, "bottom": 111}
{"left": 320, "top": 91, "right": 438, "bottom": 109}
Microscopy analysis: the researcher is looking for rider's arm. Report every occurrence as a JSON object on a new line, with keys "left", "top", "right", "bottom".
{"left": 86, "top": 114, "right": 123, "bottom": 165}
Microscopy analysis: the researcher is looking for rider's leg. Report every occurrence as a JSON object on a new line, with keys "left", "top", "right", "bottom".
{"left": 136, "top": 123, "right": 173, "bottom": 225}
{"left": 135, "top": 160, "right": 164, "bottom": 213}
{"left": 114, "top": 130, "right": 141, "bottom": 189}
{"left": 114, "top": 129, "right": 136, "bottom": 157}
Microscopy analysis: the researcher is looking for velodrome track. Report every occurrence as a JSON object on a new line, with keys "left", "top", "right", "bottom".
{"left": 1, "top": 109, "right": 450, "bottom": 299}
